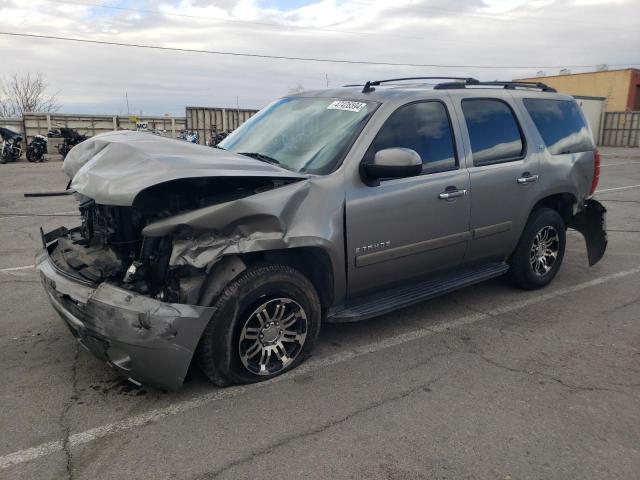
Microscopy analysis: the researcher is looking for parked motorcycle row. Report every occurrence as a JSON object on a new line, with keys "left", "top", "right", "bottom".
{"left": 1, "top": 125, "right": 231, "bottom": 164}
{"left": 0, "top": 127, "right": 89, "bottom": 164}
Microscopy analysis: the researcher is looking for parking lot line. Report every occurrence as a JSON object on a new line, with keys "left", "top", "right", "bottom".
{"left": 0, "top": 211, "right": 77, "bottom": 218}
{"left": 597, "top": 184, "right": 640, "bottom": 193}
{"left": 0, "top": 265, "right": 35, "bottom": 272}
{"left": 601, "top": 161, "right": 640, "bottom": 167}
{"left": 1, "top": 264, "right": 640, "bottom": 470}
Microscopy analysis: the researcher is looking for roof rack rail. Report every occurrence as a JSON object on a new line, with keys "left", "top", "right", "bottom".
{"left": 345, "top": 77, "right": 480, "bottom": 93}
{"left": 434, "top": 79, "right": 556, "bottom": 92}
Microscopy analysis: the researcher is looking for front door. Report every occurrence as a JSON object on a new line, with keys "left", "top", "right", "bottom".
{"left": 345, "top": 100, "right": 471, "bottom": 296}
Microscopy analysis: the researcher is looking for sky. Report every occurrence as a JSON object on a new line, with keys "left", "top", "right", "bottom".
{"left": 0, "top": 0, "right": 638, "bottom": 115}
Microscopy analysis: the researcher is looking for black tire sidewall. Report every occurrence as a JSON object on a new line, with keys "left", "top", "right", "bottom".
{"left": 509, "top": 208, "right": 566, "bottom": 289}
{"left": 198, "top": 265, "right": 321, "bottom": 386}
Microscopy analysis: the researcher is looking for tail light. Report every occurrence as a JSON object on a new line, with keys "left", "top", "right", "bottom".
{"left": 589, "top": 150, "right": 600, "bottom": 196}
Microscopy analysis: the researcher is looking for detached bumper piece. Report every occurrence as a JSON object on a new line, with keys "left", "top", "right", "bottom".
{"left": 569, "top": 199, "right": 608, "bottom": 266}
{"left": 37, "top": 247, "right": 215, "bottom": 391}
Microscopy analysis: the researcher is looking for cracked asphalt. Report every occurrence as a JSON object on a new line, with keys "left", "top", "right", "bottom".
{"left": 1, "top": 147, "right": 639, "bottom": 480}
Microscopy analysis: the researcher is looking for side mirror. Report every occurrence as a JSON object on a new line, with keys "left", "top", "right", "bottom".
{"left": 364, "top": 148, "right": 422, "bottom": 179}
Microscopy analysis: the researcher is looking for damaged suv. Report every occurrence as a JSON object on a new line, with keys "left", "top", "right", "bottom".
{"left": 37, "top": 77, "right": 607, "bottom": 390}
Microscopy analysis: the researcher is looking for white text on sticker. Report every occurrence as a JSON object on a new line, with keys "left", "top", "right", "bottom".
{"left": 327, "top": 101, "right": 366, "bottom": 113}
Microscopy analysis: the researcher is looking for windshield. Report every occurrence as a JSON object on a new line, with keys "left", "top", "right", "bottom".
{"left": 218, "top": 97, "right": 377, "bottom": 174}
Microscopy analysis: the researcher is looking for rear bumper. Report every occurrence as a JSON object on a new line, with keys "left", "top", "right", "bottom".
{"left": 570, "top": 199, "right": 608, "bottom": 266}
{"left": 36, "top": 247, "right": 215, "bottom": 391}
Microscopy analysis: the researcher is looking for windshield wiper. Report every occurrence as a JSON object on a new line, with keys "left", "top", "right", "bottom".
{"left": 238, "top": 152, "right": 281, "bottom": 165}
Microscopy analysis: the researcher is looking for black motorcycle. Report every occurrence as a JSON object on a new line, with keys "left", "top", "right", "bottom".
{"left": 26, "top": 134, "right": 48, "bottom": 162}
{"left": 207, "top": 130, "right": 229, "bottom": 147}
{"left": 0, "top": 127, "right": 23, "bottom": 164}
{"left": 50, "top": 128, "right": 88, "bottom": 159}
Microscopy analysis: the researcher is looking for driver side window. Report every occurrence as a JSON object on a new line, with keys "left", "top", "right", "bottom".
{"left": 367, "top": 101, "right": 458, "bottom": 175}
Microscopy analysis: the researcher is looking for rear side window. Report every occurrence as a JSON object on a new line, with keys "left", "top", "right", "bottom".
{"left": 462, "top": 99, "right": 525, "bottom": 166}
{"left": 368, "top": 101, "right": 457, "bottom": 175}
{"left": 523, "top": 98, "right": 593, "bottom": 154}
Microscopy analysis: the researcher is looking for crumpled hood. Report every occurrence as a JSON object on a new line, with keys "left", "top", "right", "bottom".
{"left": 64, "top": 131, "right": 305, "bottom": 206}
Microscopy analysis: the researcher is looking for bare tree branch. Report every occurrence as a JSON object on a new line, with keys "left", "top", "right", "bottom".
{"left": 0, "top": 72, "right": 61, "bottom": 117}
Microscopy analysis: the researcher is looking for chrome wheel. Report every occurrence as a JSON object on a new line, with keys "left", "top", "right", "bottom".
{"left": 238, "top": 297, "right": 308, "bottom": 376}
{"left": 529, "top": 225, "right": 560, "bottom": 276}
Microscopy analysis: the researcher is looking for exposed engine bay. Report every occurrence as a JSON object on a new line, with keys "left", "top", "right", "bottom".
{"left": 48, "top": 176, "right": 297, "bottom": 304}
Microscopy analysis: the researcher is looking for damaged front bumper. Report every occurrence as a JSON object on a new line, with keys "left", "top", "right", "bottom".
{"left": 36, "top": 245, "right": 215, "bottom": 391}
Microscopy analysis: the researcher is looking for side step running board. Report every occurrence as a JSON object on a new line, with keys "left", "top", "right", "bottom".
{"left": 327, "top": 262, "right": 509, "bottom": 323}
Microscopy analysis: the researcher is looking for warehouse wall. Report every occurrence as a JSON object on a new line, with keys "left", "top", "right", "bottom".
{"left": 185, "top": 107, "right": 258, "bottom": 145}
{"left": 517, "top": 69, "right": 640, "bottom": 112}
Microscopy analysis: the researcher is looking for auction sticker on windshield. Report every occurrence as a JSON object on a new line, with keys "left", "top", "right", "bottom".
{"left": 327, "top": 100, "right": 367, "bottom": 112}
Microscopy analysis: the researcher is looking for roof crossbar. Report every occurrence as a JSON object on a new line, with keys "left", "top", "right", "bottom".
{"left": 434, "top": 79, "right": 557, "bottom": 92}
{"left": 345, "top": 77, "right": 480, "bottom": 93}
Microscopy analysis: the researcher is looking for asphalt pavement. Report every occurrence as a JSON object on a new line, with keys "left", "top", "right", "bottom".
{"left": 0, "top": 148, "right": 639, "bottom": 479}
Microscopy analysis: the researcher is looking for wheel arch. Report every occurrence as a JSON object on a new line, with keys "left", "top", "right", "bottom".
{"left": 248, "top": 247, "right": 335, "bottom": 310}
{"left": 529, "top": 192, "right": 578, "bottom": 225}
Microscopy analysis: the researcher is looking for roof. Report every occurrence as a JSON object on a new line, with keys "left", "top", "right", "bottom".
{"left": 293, "top": 78, "right": 572, "bottom": 103}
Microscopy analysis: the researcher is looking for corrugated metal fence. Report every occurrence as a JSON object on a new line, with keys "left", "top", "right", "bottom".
{"left": 1, "top": 106, "right": 258, "bottom": 150}
{"left": 1, "top": 113, "right": 186, "bottom": 151}
{"left": 186, "top": 107, "right": 257, "bottom": 145}
{"left": 601, "top": 111, "right": 640, "bottom": 147}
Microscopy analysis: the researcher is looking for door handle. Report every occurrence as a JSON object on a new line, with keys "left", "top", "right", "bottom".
{"left": 517, "top": 174, "right": 539, "bottom": 184}
{"left": 439, "top": 189, "right": 467, "bottom": 200}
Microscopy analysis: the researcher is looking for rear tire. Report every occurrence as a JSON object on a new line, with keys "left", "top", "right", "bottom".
{"left": 506, "top": 208, "right": 566, "bottom": 290}
{"left": 196, "top": 263, "right": 322, "bottom": 387}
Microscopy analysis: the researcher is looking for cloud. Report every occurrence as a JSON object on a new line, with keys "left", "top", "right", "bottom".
{"left": 0, "top": 0, "right": 637, "bottom": 115}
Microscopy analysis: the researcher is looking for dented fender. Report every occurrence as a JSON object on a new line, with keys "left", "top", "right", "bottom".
{"left": 142, "top": 175, "right": 348, "bottom": 303}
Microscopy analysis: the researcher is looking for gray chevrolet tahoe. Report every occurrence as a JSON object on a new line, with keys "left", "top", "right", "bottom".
{"left": 37, "top": 77, "right": 607, "bottom": 390}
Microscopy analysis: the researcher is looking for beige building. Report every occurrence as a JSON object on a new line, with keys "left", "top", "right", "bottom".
{"left": 517, "top": 68, "right": 640, "bottom": 112}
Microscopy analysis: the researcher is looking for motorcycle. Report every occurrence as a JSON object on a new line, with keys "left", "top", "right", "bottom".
{"left": 207, "top": 129, "right": 229, "bottom": 147}
{"left": 50, "top": 128, "right": 88, "bottom": 159}
{"left": 26, "top": 134, "right": 48, "bottom": 162}
{"left": 0, "top": 127, "right": 23, "bottom": 164}
{"left": 178, "top": 130, "right": 199, "bottom": 144}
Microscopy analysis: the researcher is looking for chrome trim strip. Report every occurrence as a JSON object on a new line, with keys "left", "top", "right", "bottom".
{"left": 356, "top": 231, "right": 471, "bottom": 267}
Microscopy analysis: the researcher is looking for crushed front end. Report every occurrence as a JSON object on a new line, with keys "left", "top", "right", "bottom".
{"left": 37, "top": 171, "right": 303, "bottom": 390}
{"left": 36, "top": 132, "right": 312, "bottom": 390}
{"left": 37, "top": 199, "right": 219, "bottom": 390}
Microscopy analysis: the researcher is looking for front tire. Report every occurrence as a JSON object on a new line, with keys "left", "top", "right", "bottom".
{"left": 26, "top": 147, "right": 37, "bottom": 162}
{"left": 196, "top": 264, "right": 322, "bottom": 387}
{"left": 506, "top": 208, "right": 566, "bottom": 290}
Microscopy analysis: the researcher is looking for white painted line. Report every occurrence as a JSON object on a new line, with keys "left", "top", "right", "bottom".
{"left": 601, "top": 161, "right": 640, "bottom": 167}
{"left": 596, "top": 184, "right": 640, "bottom": 193}
{"left": 0, "top": 211, "right": 77, "bottom": 221}
{"left": 1, "top": 265, "right": 640, "bottom": 470}
{"left": 0, "top": 265, "right": 35, "bottom": 272}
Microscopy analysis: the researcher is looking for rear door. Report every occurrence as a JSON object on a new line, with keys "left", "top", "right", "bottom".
{"left": 345, "top": 99, "right": 471, "bottom": 296}
{"left": 453, "top": 95, "right": 541, "bottom": 262}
